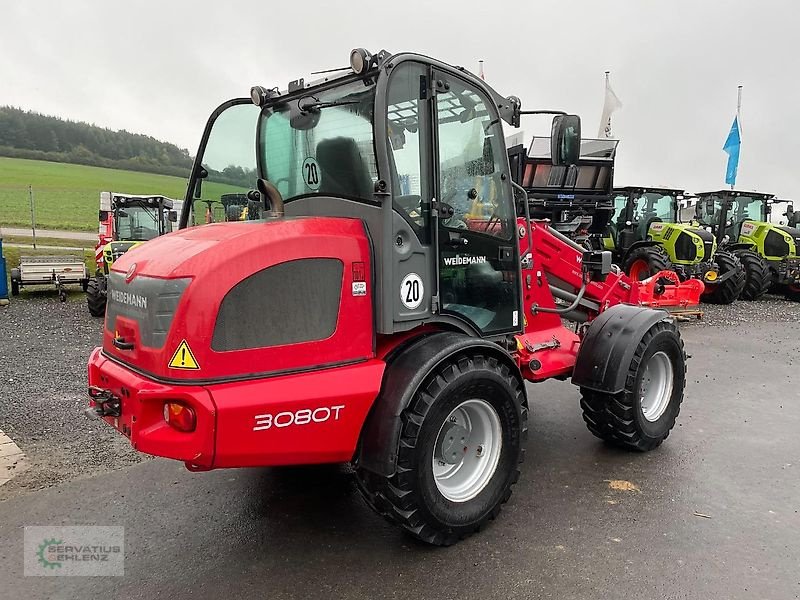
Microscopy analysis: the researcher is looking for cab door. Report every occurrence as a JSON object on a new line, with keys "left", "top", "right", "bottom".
{"left": 431, "top": 73, "right": 521, "bottom": 335}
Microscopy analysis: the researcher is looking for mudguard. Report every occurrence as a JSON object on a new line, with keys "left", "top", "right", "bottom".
{"left": 571, "top": 304, "right": 671, "bottom": 394}
{"left": 358, "top": 331, "right": 523, "bottom": 477}
{"left": 726, "top": 242, "right": 756, "bottom": 252}
{"left": 621, "top": 239, "right": 661, "bottom": 263}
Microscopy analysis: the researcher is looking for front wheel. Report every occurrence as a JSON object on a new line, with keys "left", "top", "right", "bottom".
{"left": 580, "top": 320, "right": 686, "bottom": 452}
{"left": 86, "top": 276, "right": 107, "bottom": 317}
{"left": 701, "top": 250, "right": 746, "bottom": 304}
{"left": 733, "top": 249, "right": 770, "bottom": 300}
{"left": 623, "top": 246, "right": 673, "bottom": 281}
{"left": 356, "top": 352, "right": 527, "bottom": 546}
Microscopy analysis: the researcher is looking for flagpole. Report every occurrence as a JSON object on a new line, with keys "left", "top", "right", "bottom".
{"left": 605, "top": 71, "right": 610, "bottom": 135}
{"left": 733, "top": 85, "right": 742, "bottom": 190}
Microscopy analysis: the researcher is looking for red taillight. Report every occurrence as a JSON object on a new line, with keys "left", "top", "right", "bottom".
{"left": 163, "top": 402, "right": 196, "bottom": 432}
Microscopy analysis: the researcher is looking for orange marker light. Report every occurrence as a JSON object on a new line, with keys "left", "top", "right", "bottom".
{"left": 163, "top": 402, "right": 196, "bottom": 432}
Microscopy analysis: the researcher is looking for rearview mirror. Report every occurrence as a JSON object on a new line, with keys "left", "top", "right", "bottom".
{"left": 290, "top": 100, "right": 322, "bottom": 131}
{"left": 194, "top": 167, "right": 208, "bottom": 199}
{"left": 168, "top": 210, "right": 178, "bottom": 222}
{"left": 550, "top": 115, "right": 581, "bottom": 166}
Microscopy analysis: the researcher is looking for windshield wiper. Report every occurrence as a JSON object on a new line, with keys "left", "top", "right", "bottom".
{"left": 299, "top": 99, "right": 360, "bottom": 112}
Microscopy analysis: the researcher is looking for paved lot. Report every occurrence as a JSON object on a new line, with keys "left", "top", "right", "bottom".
{"left": 0, "top": 227, "right": 95, "bottom": 241}
{"left": 0, "top": 293, "right": 798, "bottom": 599}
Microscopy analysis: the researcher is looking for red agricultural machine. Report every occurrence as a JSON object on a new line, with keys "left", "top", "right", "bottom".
{"left": 87, "top": 192, "right": 179, "bottom": 316}
{"left": 87, "top": 49, "right": 701, "bottom": 545}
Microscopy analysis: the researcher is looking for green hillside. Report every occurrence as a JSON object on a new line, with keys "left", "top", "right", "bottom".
{"left": 0, "top": 157, "right": 247, "bottom": 232}
{"left": 0, "top": 157, "right": 191, "bottom": 231}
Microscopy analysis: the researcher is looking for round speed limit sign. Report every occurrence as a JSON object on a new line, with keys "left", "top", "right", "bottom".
{"left": 400, "top": 273, "right": 424, "bottom": 310}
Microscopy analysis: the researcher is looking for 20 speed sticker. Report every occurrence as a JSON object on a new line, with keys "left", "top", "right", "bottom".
{"left": 400, "top": 273, "right": 424, "bottom": 310}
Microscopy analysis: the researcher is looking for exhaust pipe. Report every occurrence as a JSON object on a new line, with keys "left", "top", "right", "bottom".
{"left": 257, "top": 178, "right": 285, "bottom": 218}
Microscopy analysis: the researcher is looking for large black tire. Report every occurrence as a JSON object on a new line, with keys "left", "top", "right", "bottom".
{"left": 580, "top": 320, "right": 686, "bottom": 452}
{"left": 701, "top": 250, "right": 746, "bottom": 304}
{"left": 732, "top": 249, "right": 770, "bottom": 300}
{"left": 785, "top": 284, "right": 800, "bottom": 302}
{"left": 356, "top": 352, "right": 527, "bottom": 546}
{"left": 622, "top": 246, "right": 673, "bottom": 281}
{"left": 86, "top": 277, "right": 107, "bottom": 317}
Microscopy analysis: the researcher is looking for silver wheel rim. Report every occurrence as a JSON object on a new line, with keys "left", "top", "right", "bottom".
{"left": 432, "top": 399, "right": 503, "bottom": 503}
{"left": 640, "top": 351, "right": 674, "bottom": 422}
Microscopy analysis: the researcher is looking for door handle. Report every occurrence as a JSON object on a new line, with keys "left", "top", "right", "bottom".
{"left": 113, "top": 336, "right": 135, "bottom": 351}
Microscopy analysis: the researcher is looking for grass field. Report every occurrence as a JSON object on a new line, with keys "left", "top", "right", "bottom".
{"left": 0, "top": 157, "right": 245, "bottom": 232}
{"left": 0, "top": 157, "right": 190, "bottom": 231}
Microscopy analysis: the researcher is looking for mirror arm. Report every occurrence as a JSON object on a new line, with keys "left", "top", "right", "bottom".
{"left": 518, "top": 110, "right": 568, "bottom": 116}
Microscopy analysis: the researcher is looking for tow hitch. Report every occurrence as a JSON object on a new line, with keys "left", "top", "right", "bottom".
{"left": 86, "top": 386, "right": 121, "bottom": 419}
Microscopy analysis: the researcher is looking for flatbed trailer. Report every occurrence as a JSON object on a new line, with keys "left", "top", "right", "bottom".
{"left": 10, "top": 254, "right": 89, "bottom": 301}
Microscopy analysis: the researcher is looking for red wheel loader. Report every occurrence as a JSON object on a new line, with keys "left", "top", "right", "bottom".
{"left": 87, "top": 49, "right": 701, "bottom": 545}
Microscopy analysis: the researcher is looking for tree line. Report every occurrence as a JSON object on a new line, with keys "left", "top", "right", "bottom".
{"left": 0, "top": 106, "right": 193, "bottom": 178}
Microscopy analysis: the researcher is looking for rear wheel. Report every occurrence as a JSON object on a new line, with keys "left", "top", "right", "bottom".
{"left": 623, "top": 246, "right": 673, "bottom": 281}
{"left": 356, "top": 352, "right": 527, "bottom": 546}
{"left": 86, "top": 277, "right": 107, "bottom": 317}
{"left": 580, "top": 320, "right": 686, "bottom": 452}
{"left": 701, "top": 250, "right": 746, "bottom": 304}
{"left": 733, "top": 249, "right": 770, "bottom": 300}
{"left": 786, "top": 284, "right": 800, "bottom": 302}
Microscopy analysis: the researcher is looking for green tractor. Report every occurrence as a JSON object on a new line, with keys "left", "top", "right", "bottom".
{"left": 694, "top": 190, "right": 800, "bottom": 301}
{"left": 603, "top": 186, "right": 746, "bottom": 304}
{"left": 87, "top": 193, "right": 178, "bottom": 316}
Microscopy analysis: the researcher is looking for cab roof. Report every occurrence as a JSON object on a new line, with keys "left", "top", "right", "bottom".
{"left": 614, "top": 186, "right": 686, "bottom": 195}
{"left": 695, "top": 190, "right": 776, "bottom": 200}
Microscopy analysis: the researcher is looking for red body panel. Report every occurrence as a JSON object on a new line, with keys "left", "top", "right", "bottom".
{"left": 88, "top": 348, "right": 217, "bottom": 467}
{"left": 210, "top": 359, "right": 385, "bottom": 468}
{"left": 88, "top": 347, "right": 386, "bottom": 468}
{"left": 104, "top": 217, "right": 374, "bottom": 381}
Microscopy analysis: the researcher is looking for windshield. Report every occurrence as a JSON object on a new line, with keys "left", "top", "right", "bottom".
{"left": 632, "top": 192, "right": 676, "bottom": 223}
{"left": 258, "top": 79, "right": 378, "bottom": 203}
{"left": 731, "top": 195, "right": 766, "bottom": 223}
{"left": 116, "top": 204, "right": 161, "bottom": 241}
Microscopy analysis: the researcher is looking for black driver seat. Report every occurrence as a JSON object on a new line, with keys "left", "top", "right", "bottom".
{"left": 316, "top": 137, "right": 373, "bottom": 199}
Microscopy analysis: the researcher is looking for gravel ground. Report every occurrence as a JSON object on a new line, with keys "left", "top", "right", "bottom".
{"left": 0, "top": 288, "right": 797, "bottom": 501}
{"left": 0, "top": 290, "right": 145, "bottom": 500}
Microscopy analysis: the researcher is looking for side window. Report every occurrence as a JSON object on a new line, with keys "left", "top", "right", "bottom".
{"left": 613, "top": 194, "right": 627, "bottom": 221}
{"left": 436, "top": 80, "right": 513, "bottom": 240}
{"left": 191, "top": 103, "right": 263, "bottom": 226}
{"left": 386, "top": 62, "right": 431, "bottom": 238}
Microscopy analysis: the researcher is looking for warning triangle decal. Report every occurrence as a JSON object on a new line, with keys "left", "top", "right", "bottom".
{"left": 168, "top": 340, "right": 200, "bottom": 370}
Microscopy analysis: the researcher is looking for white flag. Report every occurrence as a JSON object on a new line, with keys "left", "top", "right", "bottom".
{"left": 598, "top": 76, "right": 622, "bottom": 138}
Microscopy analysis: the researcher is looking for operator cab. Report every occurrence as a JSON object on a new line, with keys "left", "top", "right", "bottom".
{"left": 106, "top": 194, "right": 177, "bottom": 241}
{"left": 180, "top": 49, "right": 581, "bottom": 339}
{"left": 694, "top": 190, "right": 776, "bottom": 242}
{"left": 612, "top": 186, "right": 683, "bottom": 248}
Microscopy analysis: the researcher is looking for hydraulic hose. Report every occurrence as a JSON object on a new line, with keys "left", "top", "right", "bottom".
{"left": 533, "top": 278, "right": 589, "bottom": 315}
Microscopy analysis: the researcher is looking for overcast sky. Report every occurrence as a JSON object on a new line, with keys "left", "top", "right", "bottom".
{"left": 1, "top": 0, "right": 798, "bottom": 201}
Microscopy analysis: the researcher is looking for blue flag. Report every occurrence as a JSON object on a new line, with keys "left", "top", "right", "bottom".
{"left": 723, "top": 116, "right": 741, "bottom": 186}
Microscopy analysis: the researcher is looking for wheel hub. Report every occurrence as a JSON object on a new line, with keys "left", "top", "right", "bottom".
{"left": 639, "top": 351, "right": 674, "bottom": 422}
{"left": 432, "top": 399, "right": 503, "bottom": 503}
{"left": 437, "top": 422, "right": 470, "bottom": 465}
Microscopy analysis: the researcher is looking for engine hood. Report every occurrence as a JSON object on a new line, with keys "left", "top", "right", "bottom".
{"left": 103, "top": 216, "right": 374, "bottom": 382}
